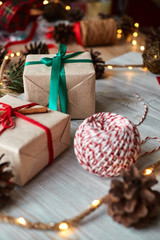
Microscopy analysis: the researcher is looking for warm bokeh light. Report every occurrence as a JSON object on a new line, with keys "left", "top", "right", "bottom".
{"left": 117, "top": 29, "right": 122, "bottom": 34}
{"left": 16, "top": 52, "right": 21, "bottom": 56}
{"left": 4, "top": 55, "right": 9, "bottom": 60}
{"left": 117, "top": 33, "right": 122, "bottom": 39}
{"left": 0, "top": 1, "right": 3, "bottom": 6}
{"left": 43, "top": 0, "right": 49, "bottom": 5}
{"left": 143, "top": 168, "right": 153, "bottom": 175}
{"left": 65, "top": 5, "right": 71, "bottom": 11}
{"left": 107, "top": 65, "right": 113, "bottom": 69}
{"left": 132, "top": 40, "right": 137, "bottom": 46}
{"left": 133, "top": 32, "right": 138, "bottom": 37}
{"left": 154, "top": 55, "right": 157, "bottom": 59}
{"left": 140, "top": 46, "right": 145, "bottom": 51}
{"left": 134, "top": 23, "right": 139, "bottom": 28}
{"left": 142, "top": 67, "right": 148, "bottom": 71}
{"left": 59, "top": 222, "right": 69, "bottom": 231}
{"left": 91, "top": 199, "right": 101, "bottom": 207}
{"left": 10, "top": 53, "right": 15, "bottom": 58}
{"left": 16, "top": 217, "right": 27, "bottom": 226}
{"left": 128, "top": 66, "right": 133, "bottom": 70}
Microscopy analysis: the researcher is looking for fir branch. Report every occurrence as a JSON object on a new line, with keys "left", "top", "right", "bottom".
{"left": 3, "top": 58, "right": 25, "bottom": 93}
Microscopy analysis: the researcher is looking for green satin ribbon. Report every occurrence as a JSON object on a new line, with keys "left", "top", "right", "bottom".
{"left": 25, "top": 44, "right": 93, "bottom": 113}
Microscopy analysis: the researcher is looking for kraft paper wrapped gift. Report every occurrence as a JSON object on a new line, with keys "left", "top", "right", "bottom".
{"left": 0, "top": 95, "right": 70, "bottom": 186}
{"left": 23, "top": 51, "right": 95, "bottom": 119}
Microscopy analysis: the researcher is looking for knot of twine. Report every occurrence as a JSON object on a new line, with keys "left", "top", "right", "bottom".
{"left": 80, "top": 18, "right": 117, "bottom": 47}
{"left": 0, "top": 103, "right": 14, "bottom": 132}
{"left": 74, "top": 95, "right": 160, "bottom": 177}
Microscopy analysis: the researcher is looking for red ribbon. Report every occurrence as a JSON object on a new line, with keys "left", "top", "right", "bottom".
{"left": 156, "top": 76, "right": 160, "bottom": 85}
{"left": 73, "top": 22, "right": 83, "bottom": 46}
{"left": 4, "top": 21, "right": 38, "bottom": 50}
{"left": 0, "top": 102, "right": 53, "bottom": 165}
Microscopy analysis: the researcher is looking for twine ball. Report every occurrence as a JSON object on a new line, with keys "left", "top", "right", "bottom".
{"left": 74, "top": 112, "right": 141, "bottom": 177}
{"left": 142, "top": 41, "right": 160, "bottom": 74}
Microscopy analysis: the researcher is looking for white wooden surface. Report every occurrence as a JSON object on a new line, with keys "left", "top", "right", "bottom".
{"left": 1, "top": 52, "right": 160, "bottom": 240}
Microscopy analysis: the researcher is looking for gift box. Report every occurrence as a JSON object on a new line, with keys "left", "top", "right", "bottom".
{"left": 23, "top": 45, "right": 95, "bottom": 119}
{"left": 0, "top": 95, "right": 70, "bottom": 186}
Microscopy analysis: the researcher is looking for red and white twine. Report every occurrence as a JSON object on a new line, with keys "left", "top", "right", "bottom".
{"left": 74, "top": 94, "right": 160, "bottom": 177}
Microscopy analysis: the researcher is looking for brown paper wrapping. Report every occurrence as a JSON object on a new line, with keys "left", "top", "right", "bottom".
{"left": 23, "top": 52, "right": 95, "bottom": 119}
{"left": 0, "top": 95, "right": 70, "bottom": 186}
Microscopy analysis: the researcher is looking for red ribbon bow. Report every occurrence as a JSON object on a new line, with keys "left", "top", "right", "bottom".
{"left": 0, "top": 102, "right": 54, "bottom": 164}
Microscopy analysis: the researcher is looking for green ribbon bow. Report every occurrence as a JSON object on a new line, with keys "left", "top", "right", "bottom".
{"left": 25, "top": 44, "right": 92, "bottom": 113}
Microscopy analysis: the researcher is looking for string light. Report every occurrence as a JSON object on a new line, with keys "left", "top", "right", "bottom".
{"left": 132, "top": 40, "right": 137, "bottom": 46}
{"left": 10, "top": 53, "right": 15, "bottom": 58}
{"left": 58, "top": 222, "right": 68, "bottom": 231}
{"left": 3, "top": 52, "right": 21, "bottom": 61}
{"left": 140, "top": 46, "right": 145, "bottom": 51}
{"left": 134, "top": 22, "right": 139, "bottom": 28}
{"left": 43, "top": 0, "right": 49, "bottom": 5}
{"left": 16, "top": 217, "right": 27, "bottom": 226}
{"left": 117, "top": 33, "right": 122, "bottom": 39}
{"left": 65, "top": 5, "right": 71, "bottom": 10}
{"left": 128, "top": 66, "right": 133, "bottom": 70}
{"left": 16, "top": 52, "right": 21, "bottom": 57}
{"left": 105, "top": 63, "right": 144, "bottom": 70}
{"left": 91, "top": 199, "right": 101, "bottom": 207}
{"left": 4, "top": 56, "right": 9, "bottom": 60}
{"left": 143, "top": 168, "right": 153, "bottom": 175}
{"left": 133, "top": 32, "right": 138, "bottom": 37}
{"left": 117, "top": 29, "right": 122, "bottom": 34}
{"left": 0, "top": 1, "right": 3, "bottom": 6}
{"left": 107, "top": 65, "right": 113, "bottom": 69}
{"left": 0, "top": 164, "right": 159, "bottom": 232}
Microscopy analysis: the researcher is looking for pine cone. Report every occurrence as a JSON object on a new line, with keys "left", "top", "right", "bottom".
{"left": 53, "top": 23, "right": 76, "bottom": 44}
{"left": 90, "top": 49, "right": 105, "bottom": 79}
{"left": 107, "top": 166, "right": 160, "bottom": 229}
{"left": 68, "top": 8, "right": 85, "bottom": 22}
{"left": 0, "top": 45, "right": 7, "bottom": 66}
{"left": 0, "top": 154, "right": 14, "bottom": 208}
{"left": 23, "top": 42, "right": 49, "bottom": 56}
{"left": 120, "top": 15, "right": 135, "bottom": 38}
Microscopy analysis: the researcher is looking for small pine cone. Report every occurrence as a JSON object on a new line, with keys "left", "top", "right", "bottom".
{"left": 0, "top": 45, "right": 7, "bottom": 66}
{"left": 90, "top": 49, "right": 105, "bottom": 79}
{"left": 107, "top": 166, "right": 160, "bottom": 229}
{"left": 68, "top": 8, "right": 85, "bottom": 22}
{"left": 53, "top": 23, "right": 76, "bottom": 44}
{"left": 23, "top": 42, "right": 49, "bottom": 56}
{"left": 0, "top": 154, "right": 14, "bottom": 208}
{"left": 120, "top": 15, "right": 135, "bottom": 38}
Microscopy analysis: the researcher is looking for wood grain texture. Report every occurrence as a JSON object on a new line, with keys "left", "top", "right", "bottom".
{"left": 1, "top": 52, "right": 160, "bottom": 240}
